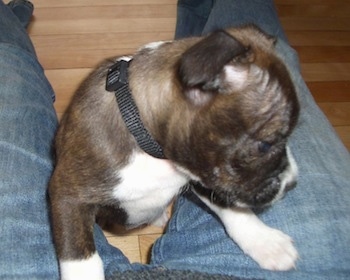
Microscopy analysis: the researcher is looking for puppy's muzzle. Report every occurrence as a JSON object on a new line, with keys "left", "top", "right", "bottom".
{"left": 248, "top": 146, "right": 298, "bottom": 208}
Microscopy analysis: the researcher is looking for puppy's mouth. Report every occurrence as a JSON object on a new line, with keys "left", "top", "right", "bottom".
{"left": 193, "top": 177, "right": 291, "bottom": 209}
{"left": 192, "top": 147, "right": 298, "bottom": 209}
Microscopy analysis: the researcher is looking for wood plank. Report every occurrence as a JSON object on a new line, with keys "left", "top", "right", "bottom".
{"left": 32, "top": 0, "right": 177, "bottom": 8}
{"left": 334, "top": 126, "right": 350, "bottom": 150}
{"left": 301, "top": 63, "right": 350, "bottom": 82}
{"left": 139, "top": 234, "right": 161, "bottom": 264}
{"left": 307, "top": 81, "right": 350, "bottom": 103}
{"left": 38, "top": 49, "right": 134, "bottom": 70}
{"left": 281, "top": 17, "right": 350, "bottom": 31}
{"left": 106, "top": 235, "right": 141, "bottom": 263}
{"left": 47, "top": 68, "right": 92, "bottom": 114}
{"left": 103, "top": 224, "right": 164, "bottom": 237}
{"left": 32, "top": 5, "right": 176, "bottom": 20}
{"left": 277, "top": 4, "right": 350, "bottom": 18}
{"left": 318, "top": 102, "right": 350, "bottom": 126}
{"left": 31, "top": 32, "right": 174, "bottom": 51}
{"left": 30, "top": 18, "right": 176, "bottom": 35}
{"left": 275, "top": 0, "right": 349, "bottom": 5}
{"left": 295, "top": 46, "right": 350, "bottom": 63}
{"left": 32, "top": 32, "right": 174, "bottom": 69}
{"left": 287, "top": 31, "right": 350, "bottom": 46}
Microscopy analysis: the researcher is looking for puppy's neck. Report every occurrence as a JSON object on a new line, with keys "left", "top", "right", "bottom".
{"left": 106, "top": 58, "right": 165, "bottom": 159}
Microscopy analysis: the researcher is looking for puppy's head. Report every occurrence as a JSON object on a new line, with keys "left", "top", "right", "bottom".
{"left": 169, "top": 25, "right": 299, "bottom": 208}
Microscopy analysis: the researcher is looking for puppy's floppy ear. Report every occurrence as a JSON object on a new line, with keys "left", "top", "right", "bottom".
{"left": 178, "top": 30, "right": 250, "bottom": 106}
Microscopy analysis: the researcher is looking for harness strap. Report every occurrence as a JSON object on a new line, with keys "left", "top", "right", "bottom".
{"left": 106, "top": 59, "right": 166, "bottom": 159}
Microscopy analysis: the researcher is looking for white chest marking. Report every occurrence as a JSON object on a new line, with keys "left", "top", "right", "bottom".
{"left": 113, "top": 152, "right": 188, "bottom": 226}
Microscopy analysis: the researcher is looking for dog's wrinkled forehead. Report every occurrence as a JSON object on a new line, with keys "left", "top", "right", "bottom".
{"left": 178, "top": 25, "right": 299, "bottom": 138}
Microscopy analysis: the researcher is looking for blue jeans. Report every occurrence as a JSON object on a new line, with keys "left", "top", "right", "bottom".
{"left": 0, "top": 0, "right": 349, "bottom": 279}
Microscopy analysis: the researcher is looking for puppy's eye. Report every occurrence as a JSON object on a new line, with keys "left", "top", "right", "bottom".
{"left": 258, "top": 141, "right": 272, "bottom": 153}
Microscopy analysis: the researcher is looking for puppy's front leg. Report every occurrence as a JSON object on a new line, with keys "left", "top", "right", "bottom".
{"left": 50, "top": 200, "right": 104, "bottom": 280}
{"left": 196, "top": 194, "right": 298, "bottom": 271}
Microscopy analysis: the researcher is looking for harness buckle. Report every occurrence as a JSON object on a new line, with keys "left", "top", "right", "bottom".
{"left": 106, "top": 60, "right": 129, "bottom": 92}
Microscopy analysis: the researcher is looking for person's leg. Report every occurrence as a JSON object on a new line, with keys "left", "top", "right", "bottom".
{"left": 176, "top": 0, "right": 288, "bottom": 42}
{"left": 201, "top": 0, "right": 288, "bottom": 42}
{"left": 175, "top": 0, "right": 215, "bottom": 39}
{"left": 0, "top": 1, "right": 58, "bottom": 277}
{"left": 6, "top": 0, "right": 34, "bottom": 29}
{"left": 151, "top": 1, "right": 350, "bottom": 279}
{"left": 0, "top": 1, "right": 138, "bottom": 278}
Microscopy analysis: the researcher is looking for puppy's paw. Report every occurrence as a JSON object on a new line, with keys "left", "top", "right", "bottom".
{"left": 241, "top": 227, "right": 298, "bottom": 271}
{"left": 195, "top": 196, "right": 298, "bottom": 271}
{"left": 60, "top": 252, "right": 105, "bottom": 280}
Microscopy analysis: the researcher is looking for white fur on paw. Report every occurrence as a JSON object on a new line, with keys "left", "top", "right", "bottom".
{"left": 195, "top": 197, "right": 298, "bottom": 271}
{"left": 151, "top": 211, "right": 170, "bottom": 228}
{"left": 242, "top": 227, "right": 298, "bottom": 271}
{"left": 60, "top": 252, "right": 104, "bottom": 280}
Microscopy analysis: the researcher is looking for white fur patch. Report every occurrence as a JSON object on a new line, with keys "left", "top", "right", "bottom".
{"left": 116, "top": 56, "right": 132, "bottom": 62}
{"left": 151, "top": 209, "right": 170, "bottom": 228}
{"left": 60, "top": 252, "right": 104, "bottom": 280}
{"left": 113, "top": 152, "right": 188, "bottom": 226}
{"left": 140, "top": 41, "right": 169, "bottom": 51}
{"left": 273, "top": 146, "right": 298, "bottom": 203}
{"left": 186, "top": 88, "right": 214, "bottom": 106}
{"left": 197, "top": 197, "right": 298, "bottom": 271}
{"left": 224, "top": 65, "right": 249, "bottom": 91}
{"left": 174, "top": 163, "right": 201, "bottom": 182}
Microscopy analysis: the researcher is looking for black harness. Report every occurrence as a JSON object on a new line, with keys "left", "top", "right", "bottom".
{"left": 105, "top": 59, "right": 166, "bottom": 159}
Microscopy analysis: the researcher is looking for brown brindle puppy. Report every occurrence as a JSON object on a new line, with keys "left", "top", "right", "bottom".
{"left": 49, "top": 25, "right": 300, "bottom": 280}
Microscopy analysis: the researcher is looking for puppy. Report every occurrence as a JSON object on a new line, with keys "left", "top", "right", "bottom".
{"left": 49, "top": 25, "right": 300, "bottom": 280}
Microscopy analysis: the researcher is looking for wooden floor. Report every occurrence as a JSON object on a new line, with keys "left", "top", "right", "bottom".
{"left": 22, "top": 0, "right": 349, "bottom": 264}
